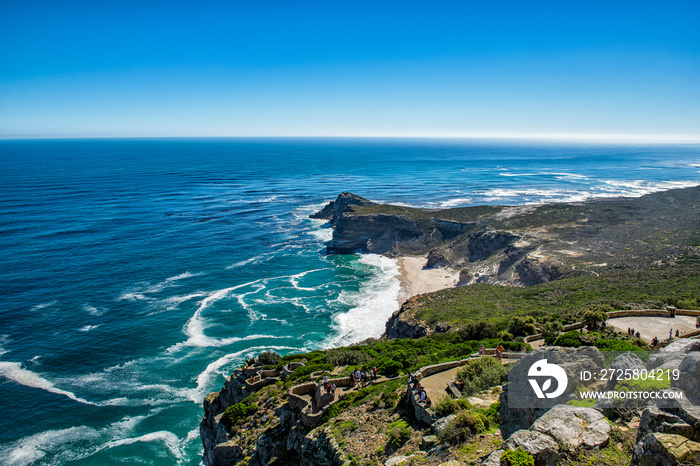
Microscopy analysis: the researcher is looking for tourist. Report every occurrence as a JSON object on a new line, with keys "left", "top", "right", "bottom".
{"left": 635, "top": 331, "right": 641, "bottom": 338}
{"left": 478, "top": 345, "right": 485, "bottom": 356}
{"left": 676, "top": 329, "right": 680, "bottom": 337}
{"left": 495, "top": 343, "right": 504, "bottom": 360}
{"left": 627, "top": 327, "right": 631, "bottom": 335}
{"left": 669, "top": 329, "right": 673, "bottom": 339}
{"left": 651, "top": 336, "right": 659, "bottom": 348}
{"left": 323, "top": 375, "right": 328, "bottom": 385}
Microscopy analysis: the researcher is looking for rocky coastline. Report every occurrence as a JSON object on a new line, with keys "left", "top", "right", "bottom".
{"left": 200, "top": 187, "right": 700, "bottom": 465}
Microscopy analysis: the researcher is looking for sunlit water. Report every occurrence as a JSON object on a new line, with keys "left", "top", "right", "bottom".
{"left": 0, "top": 138, "right": 698, "bottom": 464}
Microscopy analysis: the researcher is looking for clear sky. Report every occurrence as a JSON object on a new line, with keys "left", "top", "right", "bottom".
{"left": 1, "top": 0, "right": 699, "bottom": 140}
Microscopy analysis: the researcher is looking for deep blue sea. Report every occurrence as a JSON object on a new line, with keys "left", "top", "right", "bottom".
{"left": 0, "top": 138, "right": 698, "bottom": 465}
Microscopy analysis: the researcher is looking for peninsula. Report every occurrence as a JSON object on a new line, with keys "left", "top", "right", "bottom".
{"left": 201, "top": 186, "right": 700, "bottom": 466}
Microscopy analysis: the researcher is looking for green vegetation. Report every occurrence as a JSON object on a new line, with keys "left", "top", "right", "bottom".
{"left": 321, "top": 379, "right": 404, "bottom": 424}
{"left": 221, "top": 398, "right": 259, "bottom": 430}
{"left": 407, "top": 262, "right": 700, "bottom": 329}
{"left": 280, "top": 335, "right": 529, "bottom": 385}
{"left": 437, "top": 409, "right": 490, "bottom": 444}
{"left": 455, "top": 356, "right": 509, "bottom": 396}
{"left": 553, "top": 329, "right": 649, "bottom": 352}
{"left": 500, "top": 449, "right": 535, "bottom": 466}
{"left": 385, "top": 419, "right": 412, "bottom": 447}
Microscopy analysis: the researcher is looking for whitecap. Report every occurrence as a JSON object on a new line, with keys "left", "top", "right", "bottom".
{"left": 0, "top": 361, "right": 94, "bottom": 405}
{"left": 439, "top": 197, "right": 473, "bottom": 208}
{"left": 29, "top": 301, "right": 58, "bottom": 312}
{"left": 0, "top": 414, "right": 149, "bottom": 465}
{"left": 103, "top": 431, "right": 182, "bottom": 459}
{"left": 187, "top": 345, "right": 299, "bottom": 403}
{"left": 82, "top": 304, "right": 105, "bottom": 316}
{"left": 226, "top": 254, "right": 270, "bottom": 269}
{"left": 79, "top": 325, "right": 101, "bottom": 332}
{"left": 322, "top": 254, "right": 400, "bottom": 348}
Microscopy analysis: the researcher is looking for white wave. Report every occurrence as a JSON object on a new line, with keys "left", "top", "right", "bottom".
{"left": 187, "top": 345, "right": 299, "bottom": 403}
{"left": 118, "top": 271, "right": 203, "bottom": 300}
{"left": 79, "top": 325, "right": 101, "bottom": 332}
{"left": 322, "top": 254, "right": 401, "bottom": 348}
{"left": 0, "top": 335, "right": 9, "bottom": 357}
{"left": 289, "top": 269, "right": 324, "bottom": 291}
{"left": 155, "top": 292, "right": 208, "bottom": 311}
{"left": 0, "top": 414, "right": 149, "bottom": 465}
{"left": 0, "top": 362, "right": 94, "bottom": 405}
{"left": 82, "top": 304, "right": 105, "bottom": 316}
{"left": 226, "top": 254, "right": 270, "bottom": 269}
{"left": 439, "top": 197, "right": 473, "bottom": 208}
{"left": 29, "top": 300, "right": 58, "bottom": 312}
{"left": 103, "top": 431, "right": 182, "bottom": 459}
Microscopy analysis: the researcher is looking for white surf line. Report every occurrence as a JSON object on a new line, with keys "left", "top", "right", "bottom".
{"left": 0, "top": 362, "right": 95, "bottom": 405}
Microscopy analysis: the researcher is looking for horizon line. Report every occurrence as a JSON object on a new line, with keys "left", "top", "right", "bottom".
{"left": 2, "top": 132, "right": 700, "bottom": 144}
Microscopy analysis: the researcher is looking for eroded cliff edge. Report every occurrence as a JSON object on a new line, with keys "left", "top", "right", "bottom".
{"left": 312, "top": 187, "right": 700, "bottom": 338}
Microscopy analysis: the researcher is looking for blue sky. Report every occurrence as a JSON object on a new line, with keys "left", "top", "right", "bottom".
{"left": 1, "top": 1, "right": 699, "bottom": 140}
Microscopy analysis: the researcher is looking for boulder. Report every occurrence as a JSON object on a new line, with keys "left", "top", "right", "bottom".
{"left": 607, "top": 352, "right": 647, "bottom": 389}
{"left": 647, "top": 339, "right": 700, "bottom": 371}
{"left": 502, "top": 429, "right": 560, "bottom": 466}
{"left": 631, "top": 433, "right": 700, "bottom": 466}
{"left": 211, "top": 440, "right": 244, "bottom": 466}
{"left": 637, "top": 406, "right": 693, "bottom": 442}
{"left": 421, "top": 435, "right": 438, "bottom": 451}
{"left": 499, "top": 346, "right": 604, "bottom": 437}
{"left": 530, "top": 405, "right": 611, "bottom": 450}
{"left": 481, "top": 449, "right": 503, "bottom": 466}
{"left": 670, "top": 352, "right": 700, "bottom": 404}
{"left": 425, "top": 250, "right": 447, "bottom": 268}
{"left": 385, "top": 455, "right": 413, "bottom": 466}
{"left": 432, "top": 415, "right": 457, "bottom": 437}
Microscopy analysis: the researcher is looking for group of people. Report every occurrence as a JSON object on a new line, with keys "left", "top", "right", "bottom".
{"left": 321, "top": 375, "right": 337, "bottom": 395}
{"left": 414, "top": 381, "right": 431, "bottom": 406}
{"left": 352, "top": 367, "right": 378, "bottom": 387}
{"left": 627, "top": 328, "right": 641, "bottom": 338}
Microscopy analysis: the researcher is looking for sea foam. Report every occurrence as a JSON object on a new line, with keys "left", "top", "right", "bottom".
{"left": 323, "top": 254, "right": 400, "bottom": 348}
{"left": 0, "top": 362, "right": 94, "bottom": 405}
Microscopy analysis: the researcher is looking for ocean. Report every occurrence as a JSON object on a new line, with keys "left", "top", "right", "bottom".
{"left": 0, "top": 138, "right": 698, "bottom": 465}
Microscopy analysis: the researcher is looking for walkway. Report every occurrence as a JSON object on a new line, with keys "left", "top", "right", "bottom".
{"left": 606, "top": 315, "right": 698, "bottom": 342}
{"left": 419, "top": 365, "right": 463, "bottom": 404}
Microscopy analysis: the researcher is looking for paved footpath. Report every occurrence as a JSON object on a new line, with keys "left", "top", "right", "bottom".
{"left": 606, "top": 315, "right": 697, "bottom": 342}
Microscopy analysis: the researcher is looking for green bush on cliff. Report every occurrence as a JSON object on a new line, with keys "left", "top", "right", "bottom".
{"left": 437, "top": 410, "right": 488, "bottom": 444}
{"left": 554, "top": 330, "right": 584, "bottom": 347}
{"left": 501, "top": 448, "right": 535, "bottom": 466}
{"left": 456, "top": 356, "right": 509, "bottom": 396}
{"left": 221, "top": 403, "right": 248, "bottom": 428}
{"left": 386, "top": 419, "right": 412, "bottom": 447}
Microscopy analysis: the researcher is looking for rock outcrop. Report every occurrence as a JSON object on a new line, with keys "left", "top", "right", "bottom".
{"left": 633, "top": 392, "right": 700, "bottom": 465}
{"left": 499, "top": 346, "right": 604, "bottom": 437}
{"left": 309, "top": 192, "right": 374, "bottom": 226}
{"left": 489, "top": 405, "right": 611, "bottom": 466}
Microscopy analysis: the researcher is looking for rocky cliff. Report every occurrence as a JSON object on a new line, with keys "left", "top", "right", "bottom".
{"left": 312, "top": 187, "right": 700, "bottom": 339}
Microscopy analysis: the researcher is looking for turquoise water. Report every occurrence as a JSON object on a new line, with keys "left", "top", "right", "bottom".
{"left": 0, "top": 138, "right": 698, "bottom": 464}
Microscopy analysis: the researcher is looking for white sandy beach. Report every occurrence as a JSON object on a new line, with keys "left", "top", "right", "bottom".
{"left": 396, "top": 255, "right": 460, "bottom": 304}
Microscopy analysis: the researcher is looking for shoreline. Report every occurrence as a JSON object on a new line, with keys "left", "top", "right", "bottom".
{"left": 395, "top": 255, "right": 460, "bottom": 305}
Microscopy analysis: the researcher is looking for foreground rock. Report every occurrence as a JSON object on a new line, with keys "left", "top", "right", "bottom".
{"left": 633, "top": 392, "right": 700, "bottom": 465}
{"left": 488, "top": 405, "right": 611, "bottom": 466}
{"left": 499, "top": 346, "right": 604, "bottom": 437}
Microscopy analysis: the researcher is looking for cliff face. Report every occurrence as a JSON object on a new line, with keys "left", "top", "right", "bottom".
{"left": 312, "top": 187, "right": 700, "bottom": 339}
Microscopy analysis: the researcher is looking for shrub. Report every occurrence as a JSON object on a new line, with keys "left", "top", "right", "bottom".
{"left": 433, "top": 396, "right": 471, "bottom": 417}
{"left": 456, "top": 356, "right": 509, "bottom": 396}
{"left": 386, "top": 419, "right": 412, "bottom": 447}
{"left": 594, "top": 338, "right": 648, "bottom": 352}
{"left": 508, "top": 316, "right": 537, "bottom": 338}
{"left": 553, "top": 330, "right": 582, "bottom": 348}
{"left": 501, "top": 448, "right": 535, "bottom": 466}
{"left": 221, "top": 403, "right": 248, "bottom": 428}
{"left": 540, "top": 321, "right": 564, "bottom": 344}
{"left": 377, "top": 359, "right": 403, "bottom": 377}
{"left": 258, "top": 350, "right": 281, "bottom": 365}
{"left": 497, "top": 330, "right": 514, "bottom": 342}
{"left": 326, "top": 349, "right": 372, "bottom": 366}
{"left": 583, "top": 308, "right": 608, "bottom": 332}
{"left": 437, "top": 410, "right": 487, "bottom": 444}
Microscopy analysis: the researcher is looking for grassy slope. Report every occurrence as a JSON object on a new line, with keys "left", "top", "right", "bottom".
{"left": 410, "top": 261, "right": 700, "bottom": 327}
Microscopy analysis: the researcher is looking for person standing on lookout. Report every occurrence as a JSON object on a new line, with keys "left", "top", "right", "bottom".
{"left": 669, "top": 329, "right": 673, "bottom": 339}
